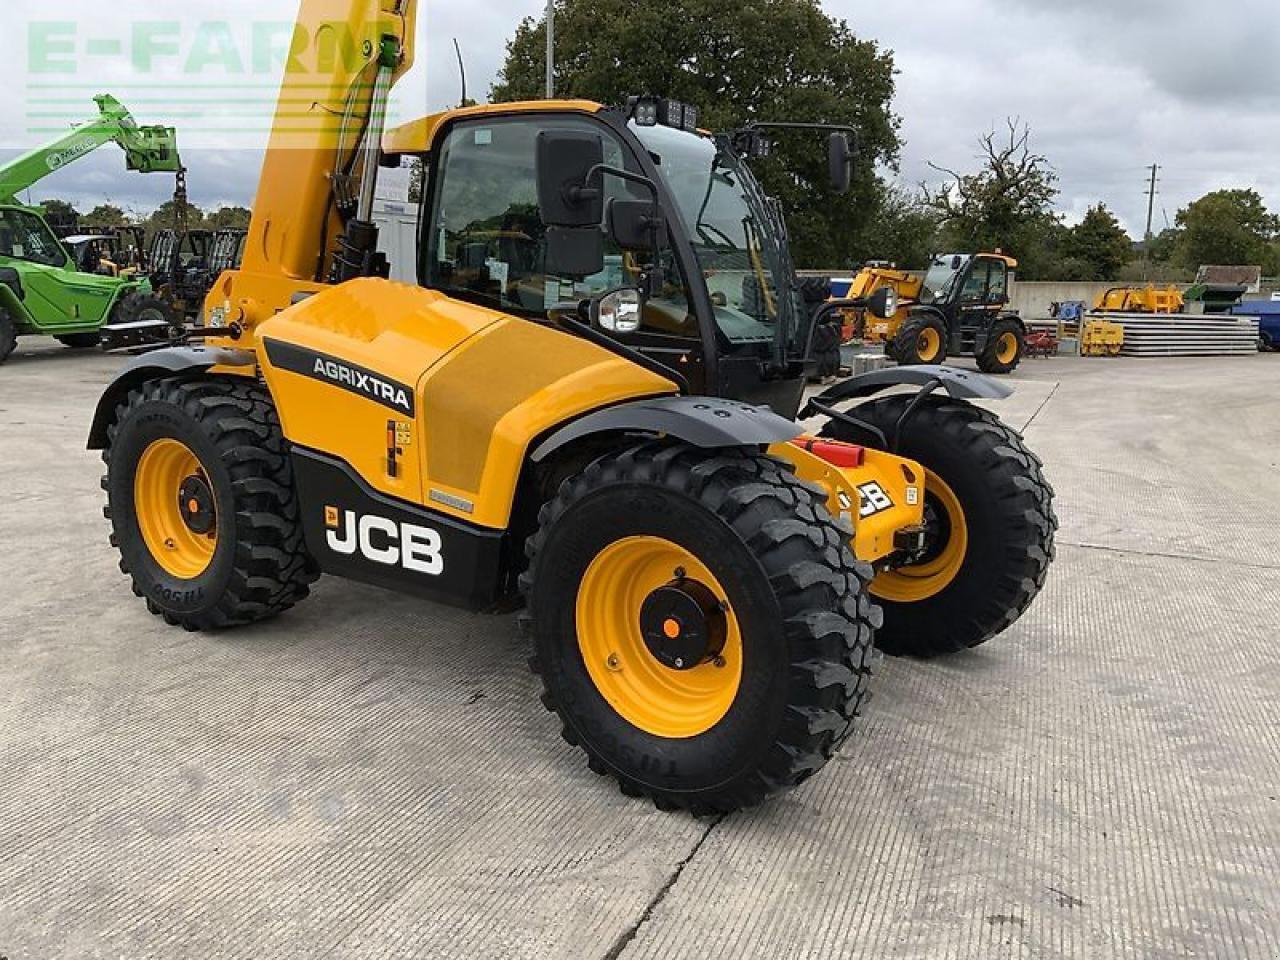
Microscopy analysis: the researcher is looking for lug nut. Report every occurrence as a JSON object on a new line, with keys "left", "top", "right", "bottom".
{"left": 606, "top": 654, "right": 621, "bottom": 672}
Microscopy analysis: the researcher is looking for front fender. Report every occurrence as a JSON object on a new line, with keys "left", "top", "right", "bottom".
{"left": 809, "top": 364, "right": 1013, "bottom": 410}
{"left": 86, "top": 346, "right": 254, "bottom": 450}
{"left": 531, "top": 395, "right": 803, "bottom": 463}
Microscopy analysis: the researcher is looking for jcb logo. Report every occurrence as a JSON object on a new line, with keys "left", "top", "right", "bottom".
{"left": 857, "top": 482, "right": 895, "bottom": 519}
{"left": 325, "top": 508, "right": 444, "bottom": 576}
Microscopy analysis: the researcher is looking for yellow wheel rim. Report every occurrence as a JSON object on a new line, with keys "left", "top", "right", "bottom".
{"left": 872, "top": 470, "right": 968, "bottom": 603}
{"left": 996, "top": 332, "right": 1019, "bottom": 365}
{"left": 917, "top": 327, "right": 943, "bottom": 362}
{"left": 134, "top": 438, "right": 219, "bottom": 580}
{"left": 576, "top": 537, "right": 744, "bottom": 740}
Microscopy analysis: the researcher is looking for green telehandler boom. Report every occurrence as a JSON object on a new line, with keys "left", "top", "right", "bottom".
{"left": 0, "top": 95, "right": 182, "bottom": 364}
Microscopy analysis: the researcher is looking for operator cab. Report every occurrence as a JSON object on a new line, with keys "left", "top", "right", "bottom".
{"left": 387, "top": 97, "right": 866, "bottom": 419}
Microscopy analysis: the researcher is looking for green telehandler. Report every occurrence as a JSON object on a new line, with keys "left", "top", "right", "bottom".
{"left": 0, "top": 95, "right": 182, "bottom": 364}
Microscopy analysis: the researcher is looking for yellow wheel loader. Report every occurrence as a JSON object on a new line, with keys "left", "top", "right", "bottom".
{"left": 88, "top": 0, "right": 1056, "bottom": 814}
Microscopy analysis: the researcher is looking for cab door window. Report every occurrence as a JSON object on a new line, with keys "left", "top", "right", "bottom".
{"left": 0, "top": 209, "right": 68, "bottom": 267}
{"left": 421, "top": 114, "right": 695, "bottom": 336}
{"left": 959, "top": 261, "right": 990, "bottom": 303}
{"left": 986, "top": 261, "right": 1009, "bottom": 302}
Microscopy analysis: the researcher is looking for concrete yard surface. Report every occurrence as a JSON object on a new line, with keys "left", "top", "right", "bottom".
{"left": 1, "top": 339, "right": 1278, "bottom": 959}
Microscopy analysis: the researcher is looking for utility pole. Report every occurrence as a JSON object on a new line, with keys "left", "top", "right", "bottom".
{"left": 1143, "top": 163, "right": 1160, "bottom": 280}
{"left": 545, "top": 0, "right": 555, "bottom": 99}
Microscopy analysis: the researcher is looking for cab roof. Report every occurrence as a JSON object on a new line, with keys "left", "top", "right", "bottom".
{"left": 383, "top": 100, "right": 604, "bottom": 158}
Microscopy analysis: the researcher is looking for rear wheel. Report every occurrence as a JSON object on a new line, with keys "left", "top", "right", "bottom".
{"left": 103, "top": 377, "right": 319, "bottom": 631}
{"left": 55, "top": 332, "right": 102, "bottom": 350}
{"left": 893, "top": 312, "right": 948, "bottom": 366}
{"left": 112, "top": 291, "right": 179, "bottom": 332}
{"left": 977, "top": 319, "right": 1025, "bottom": 374}
{"left": 0, "top": 308, "right": 15, "bottom": 364}
{"left": 522, "top": 443, "right": 879, "bottom": 814}
{"left": 810, "top": 320, "right": 844, "bottom": 381}
{"left": 823, "top": 395, "right": 1056, "bottom": 657}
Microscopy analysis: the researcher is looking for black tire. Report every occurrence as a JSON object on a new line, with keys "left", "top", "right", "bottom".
{"left": 103, "top": 377, "right": 320, "bottom": 631}
{"left": 0, "top": 308, "right": 15, "bottom": 365}
{"left": 112, "top": 290, "right": 177, "bottom": 329}
{"left": 55, "top": 332, "right": 102, "bottom": 350}
{"left": 810, "top": 320, "right": 844, "bottom": 380}
{"left": 1261, "top": 331, "right": 1275, "bottom": 353}
{"left": 521, "top": 443, "right": 879, "bottom": 815}
{"left": 893, "top": 311, "right": 948, "bottom": 366}
{"left": 977, "top": 318, "right": 1025, "bottom": 374}
{"left": 822, "top": 396, "right": 1056, "bottom": 657}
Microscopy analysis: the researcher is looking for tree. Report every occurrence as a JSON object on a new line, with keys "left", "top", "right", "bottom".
{"left": 39, "top": 199, "right": 80, "bottom": 231}
{"left": 922, "top": 120, "right": 1062, "bottom": 278}
{"left": 1174, "top": 189, "right": 1279, "bottom": 270}
{"left": 491, "top": 0, "right": 901, "bottom": 268}
{"left": 144, "top": 200, "right": 206, "bottom": 235}
{"left": 207, "top": 206, "right": 252, "bottom": 230}
{"left": 857, "top": 186, "right": 940, "bottom": 270}
{"left": 1065, "top": 203, "right": 1133, "bottom": 280}
{"left": 82, "top": 204, "right": 128, "bottom": 228}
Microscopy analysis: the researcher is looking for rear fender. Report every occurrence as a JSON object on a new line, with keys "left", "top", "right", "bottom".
{"left": 86, "top": 346, "right": 255, "bottom": 450}
{"left": 809, "top": 364, "right": 1013, "bottom": 410}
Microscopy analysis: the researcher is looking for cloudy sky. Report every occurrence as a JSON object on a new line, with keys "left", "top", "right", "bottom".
{"left": 2, "top": 0, "right": 1276, "bottom": 237}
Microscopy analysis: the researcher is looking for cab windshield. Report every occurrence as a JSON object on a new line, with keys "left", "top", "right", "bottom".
{"left": 632, "top": 123, "right": 793, "bottom": 345}
{"left": 920, "top": 255, "right": 969, "bottom": 305}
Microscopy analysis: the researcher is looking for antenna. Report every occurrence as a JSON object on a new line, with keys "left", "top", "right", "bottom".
{"left": 453, "top": 39, "right": 468, "bottom": 108}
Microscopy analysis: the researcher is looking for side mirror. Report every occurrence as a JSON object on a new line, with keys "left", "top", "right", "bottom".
{"left": 866, "top": 285, "right": 898, "bottom": 320}
{"left": 828, "top": 132, "right": 856, "bottom": 195}
{"left": 537, "top": 130, "right": 605, "bottom": 228}
{"left": 545, "top": 225, "right": 605, "bottom": 279}
{"left": 606, "top": 199, "right": 667, "bottom": 252}
{"left": 592, "top": 287, "right": 643, "bottom": 334}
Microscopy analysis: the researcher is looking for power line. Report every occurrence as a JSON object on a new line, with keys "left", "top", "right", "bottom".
{"left": 1143, "top": 163, "right": 1160, "bottom": 280}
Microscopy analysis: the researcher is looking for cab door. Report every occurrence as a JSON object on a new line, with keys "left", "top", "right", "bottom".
{"left": 0, "top": 208, "right": 113, "bottom": 330}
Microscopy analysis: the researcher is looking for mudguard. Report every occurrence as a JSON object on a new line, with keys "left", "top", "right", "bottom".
{"left": 86, "top": 346, "right": 254, "bottom": 450}
{"left": 531, "top": 395, "right": 803, "bottom": 463}
{"left": 809, "top": 364, "right": 1013, "bottom": 409}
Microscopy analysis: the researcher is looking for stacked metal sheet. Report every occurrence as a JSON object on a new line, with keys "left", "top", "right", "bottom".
{"left": 1090, "top": 313, "right": 1260, "bottom": 357}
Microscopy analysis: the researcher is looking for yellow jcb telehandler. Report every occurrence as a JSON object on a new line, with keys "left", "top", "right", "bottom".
{"left": 88, "top": 0, "right": 1056, "bottom": 814}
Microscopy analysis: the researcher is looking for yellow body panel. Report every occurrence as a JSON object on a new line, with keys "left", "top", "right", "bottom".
{"left": 774, "top": 443, "right": 927, "bottom": 564}
{"left": 256, "top": 279, "right": 677, "bottom": 529}
{"left": 383, "top": 100, "right": 604, "bottom": 157}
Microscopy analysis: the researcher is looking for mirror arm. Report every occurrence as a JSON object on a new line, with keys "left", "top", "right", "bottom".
{"left": 584, "top": 163, "right": 660, "bottom": 202}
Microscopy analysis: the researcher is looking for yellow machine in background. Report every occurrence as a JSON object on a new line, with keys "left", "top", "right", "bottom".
{"left": 1094, "top": 285, "right": 1184, "bottom": 314}
{"left": 1082, "top": 320, "right": 1125, "bottom": 356}
{"left": 834, "top": 263, "right": 918, "bottom": 344}
{"left": 86, "top": 0, "right": 1055, "bottom": 815}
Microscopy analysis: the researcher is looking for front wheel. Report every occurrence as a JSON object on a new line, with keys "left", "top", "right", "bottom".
{"left": 522, "top": 443, "right": 879, "bottom": 814}
{"left": 823, "top": 395, "right": 1056, "bottom": 657}
{"left": 977, "top": 319, "right": 1025, "bottom": 374}
{"left": 102, "top": 378, "right": 319, "bottom": 630}
{"left": 893, "top": 312, "right": 948, "bottom": 366}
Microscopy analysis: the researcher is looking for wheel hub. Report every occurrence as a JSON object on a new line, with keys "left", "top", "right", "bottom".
{"left": 639, "top": 580, "right": 727, "bottom": 671}
{"left": 178, "top": 475, "right": 216, "bottom": 535}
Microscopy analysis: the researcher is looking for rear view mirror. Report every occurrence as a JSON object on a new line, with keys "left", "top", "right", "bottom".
{"left": 828, "top": 132, "right": 856, "bottom": 195}
{"left": 537, "top": 130, "right": 605, "bottom": 228}
{"left": 606, "top": 199, "right": 667, "bottom": 252}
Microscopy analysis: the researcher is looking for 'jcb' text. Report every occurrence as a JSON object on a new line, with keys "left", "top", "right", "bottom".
{"left": 326, "top": 510, "right": 444, "bottom": 576}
